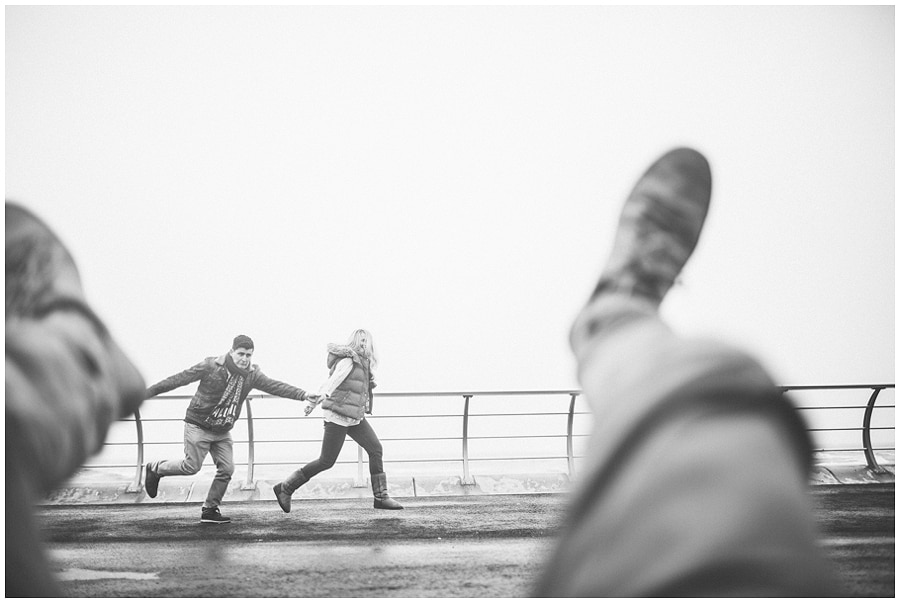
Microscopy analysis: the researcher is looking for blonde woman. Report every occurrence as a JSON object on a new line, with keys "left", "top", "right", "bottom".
{"left": 274, "top": 329, "right": 403, "bottom": 512}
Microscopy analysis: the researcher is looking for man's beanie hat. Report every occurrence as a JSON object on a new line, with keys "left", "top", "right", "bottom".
{"left": 232, "top": 334, "right": 254, "bottom": 350}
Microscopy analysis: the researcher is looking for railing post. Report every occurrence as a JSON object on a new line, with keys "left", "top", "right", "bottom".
{"left": 241, "top": 397, "right": 256, "bottom": 489}
{"left": 354, "top": 445, "right": 368, "bottom": 487}
{"left": 862, "top": 387, "right": 888, "bottom": 474}
{"left": 125, "top": 408, "right": 144, "bottom": 493}
{"left": 461, "top": 395, "right": 475, "bottom": 485}
{"left": 567, "top": 393, "right": 578, "bottom": 478}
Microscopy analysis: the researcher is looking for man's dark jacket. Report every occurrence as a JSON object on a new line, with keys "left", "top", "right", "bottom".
{"left": 146, "top": 354, "right": 307, "bottom": 432}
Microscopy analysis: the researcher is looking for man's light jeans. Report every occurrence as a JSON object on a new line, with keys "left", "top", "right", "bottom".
{"left": 152, "top": 423, "right": 234, "bottom": 509}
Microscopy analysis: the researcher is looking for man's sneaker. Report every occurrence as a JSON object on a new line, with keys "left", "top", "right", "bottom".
{"left": 591, "top": 147, "right": 712, "bottom": 306}
{"left": 144, "top": 464, "right": 160, "bottom": 498}
{"left": 200, "top": 507, "right": 231, "bottom": 524}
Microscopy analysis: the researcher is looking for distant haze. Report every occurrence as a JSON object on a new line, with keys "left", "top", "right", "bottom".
{"left": 6, "top": 5, "right": 894, "bottom": 395}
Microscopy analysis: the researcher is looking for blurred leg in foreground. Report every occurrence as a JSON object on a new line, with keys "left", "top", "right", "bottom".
{"left": 532, "top": 149, "right": 838, "bottom": 597}
{"left": 5, "top": 202, "right": 146, "bottom": 597}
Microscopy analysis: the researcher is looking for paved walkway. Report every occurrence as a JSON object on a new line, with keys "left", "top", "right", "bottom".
{"left": 35, "top": 484, "right": 894, "bottom": 597}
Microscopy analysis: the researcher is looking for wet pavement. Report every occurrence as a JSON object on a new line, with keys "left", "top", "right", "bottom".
{"left": 35, "top": 484, "right": 894, "bottom": 597}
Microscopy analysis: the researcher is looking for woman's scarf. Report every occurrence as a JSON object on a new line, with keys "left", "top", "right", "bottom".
{"left": 203, "top": 354, "right": 250, "bottom": 431}
{"left": 327, "top": 343, "right": 363, "bottom": 364}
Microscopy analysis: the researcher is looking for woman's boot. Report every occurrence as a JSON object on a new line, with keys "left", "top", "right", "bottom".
{"left": 371, "top": 472, "right": 403, "bottom": 510}
{"left": 273, "top": 469, "right": 308, "bottom": 513}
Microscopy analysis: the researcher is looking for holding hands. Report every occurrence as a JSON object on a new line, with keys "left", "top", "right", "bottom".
{"left": 304, "top": 393, "right": 325, "bottom": 416}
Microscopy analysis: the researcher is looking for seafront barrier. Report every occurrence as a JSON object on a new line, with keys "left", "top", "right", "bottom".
{"left": 45, "top": 384, "right": 894, "bottom": 505}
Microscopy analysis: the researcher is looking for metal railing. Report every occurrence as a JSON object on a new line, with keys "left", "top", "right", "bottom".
{"left": 88, "top": 384, "right": 893, "bottom": 493}
{"left": 782, "top": 383, "right": 895, "bottom": 474}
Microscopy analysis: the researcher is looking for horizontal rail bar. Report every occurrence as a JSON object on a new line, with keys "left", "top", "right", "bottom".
{"left": 84, "top": 448, "right": 895, "bottom": 471}
{"left": 795, "top": 405, "right": 896, "bottom": 411}
{"left": 148, "top": 390, "right": 584, "bottom": 400}
{"left": 807, "top": 427, "right": 895, "bottom": 432}
{"left": 144, "top": 384, "right": 894, "bottom": 399}
{"left": 781, "top": 384, "right": 895, "bottom": 391}
{"left": 124, "top": 407, "right": 896, "bottom": 421}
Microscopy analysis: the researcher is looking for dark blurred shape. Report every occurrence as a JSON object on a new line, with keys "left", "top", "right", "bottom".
{"left": 6, "top": 202, "right": 146, "bottom": 597}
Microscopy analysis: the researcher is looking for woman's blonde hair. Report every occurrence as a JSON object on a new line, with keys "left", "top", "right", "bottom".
{"left": 347, "top": 329, "right": 377, "bottom": 368}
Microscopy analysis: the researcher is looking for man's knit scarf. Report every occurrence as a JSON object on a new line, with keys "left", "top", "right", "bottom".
{"left": 203, "top": 354, "right": 250, "bottom": 431}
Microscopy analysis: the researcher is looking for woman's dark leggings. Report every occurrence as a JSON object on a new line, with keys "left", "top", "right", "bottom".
{"left": 302, "top": 418, "right": 384, "bottom": 477}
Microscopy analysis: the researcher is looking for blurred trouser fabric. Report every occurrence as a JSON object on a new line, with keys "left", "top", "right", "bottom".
{"left": 532, "top": 295, "right": 839, "bottom": 597}
{"left": 6, "top": 202, "right": 146, "bottom": 596}
{"left": 152, "top": 423, "right": 234, "bottom": 508}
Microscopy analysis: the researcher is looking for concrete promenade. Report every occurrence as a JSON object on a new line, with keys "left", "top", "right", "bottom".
{"left": 35, "top": 482, "right": 894, "bottom": 598}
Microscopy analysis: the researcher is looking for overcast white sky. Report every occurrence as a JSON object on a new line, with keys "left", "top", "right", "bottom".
{"left": 5, "top": 5, "right": 894, "bottom": 395}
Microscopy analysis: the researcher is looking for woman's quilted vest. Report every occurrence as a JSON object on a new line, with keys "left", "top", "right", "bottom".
{"left": 321, "top": 352, "right": 371, "bottom": 420}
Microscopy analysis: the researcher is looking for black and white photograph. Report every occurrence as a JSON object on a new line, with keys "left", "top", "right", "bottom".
{"left": 6, "top": 4, "right": 894, "bottom": 598}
